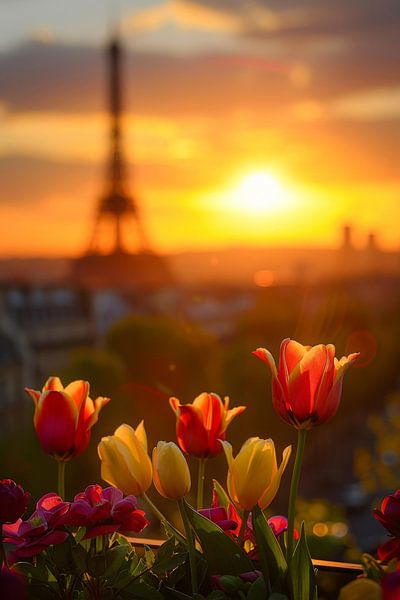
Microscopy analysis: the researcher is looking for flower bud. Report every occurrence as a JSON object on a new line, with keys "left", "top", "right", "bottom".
{"left": 152, "top": 442, "right": 191, "bottom": 500}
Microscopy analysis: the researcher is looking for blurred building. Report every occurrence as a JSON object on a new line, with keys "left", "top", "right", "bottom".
{"left": 0, "top": 284, "right": 96, "bottom": 428}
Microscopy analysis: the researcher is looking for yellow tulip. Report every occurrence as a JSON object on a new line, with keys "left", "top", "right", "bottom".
{"left": 152, "top": 442, "right": 191, "bottom": 500}
{"left": 338, "top": 578, "right": 381, "bottom": 600}
{"left": 222, "top": 438, "right": 291, "bottom": 512}
{"left": 98, "top": 421, "right": 152, "bottom": 496}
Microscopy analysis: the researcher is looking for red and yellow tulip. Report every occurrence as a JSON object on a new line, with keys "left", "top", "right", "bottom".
{"left": 170, "top": 392, "right": 246, "bottom": 458}
{"left": 25, "top": 377, "right": 110, "bottom": 460}
{"left": 253, "top": 339, "right": 359, "bottom": 429}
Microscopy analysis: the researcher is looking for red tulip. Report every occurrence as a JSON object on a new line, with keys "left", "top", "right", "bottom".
{"left": 170, "top": 392, "right": 246, "bottom": 458}
{"left": 0, "top": 480, "right": 30, "bottom": 524}
{"left": 253, "top": 339, "right": 359, "bottom": 429}
{"left": 25, "top": 377, "right": 110, "bottom": 460}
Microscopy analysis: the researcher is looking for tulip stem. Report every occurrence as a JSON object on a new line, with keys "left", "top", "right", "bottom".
{"left": 141, "top": 493, "right": 186, "bottom": 544}
{"left": 0, "top": 524, "right": 9, "bottom": 569}
{"left": 196, "top": 458, "right": 206, "bottom": 510}
{"left": 238, "top": 510, "right": 249, "bottom": 547}
{"left": 57, "top": 460, "right": 66, "bottom": 499}
{"left": 287, "top": 428, "right": 307, "bottom": 561}
{"left": 178, "top": 499, "right": 198, "bottom": 595}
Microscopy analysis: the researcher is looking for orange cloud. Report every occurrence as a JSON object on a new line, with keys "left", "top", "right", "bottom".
{"left": 123, "top": 0, "right": 241, "bottom": 34}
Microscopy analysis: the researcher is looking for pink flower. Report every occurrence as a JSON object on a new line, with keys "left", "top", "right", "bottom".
{"left": 382, "top": 570, "right": 400, "bottom": 600}
{"left": 65, "top": 484, "right": 148, "bottom": 539}
{"left": 0, "top": 480, "right": 30, "bottom": 524}
{"left": 198, "top": 506, "right": 238, "bottom": 532}
{"left": 0, "top": 569, "right": 27, "bottom": 600}
{"left": 374, "top": 491, "right": 400, "bottom": 562}
{"left": 2, "top": 493, "right": 70, "bottom": 560}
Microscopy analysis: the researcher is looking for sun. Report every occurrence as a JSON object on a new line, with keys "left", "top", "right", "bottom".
{"left": 234, "top": 171, "right": 286, "bottom": 212}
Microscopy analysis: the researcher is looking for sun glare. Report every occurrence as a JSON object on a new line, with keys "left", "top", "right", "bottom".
{"left": 233, "top": 171, "right": 286, "bottom": 212}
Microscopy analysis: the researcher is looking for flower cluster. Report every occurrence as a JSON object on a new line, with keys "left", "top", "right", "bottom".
{"left": 0, "top": 339, "right": 364, "bottom": 600}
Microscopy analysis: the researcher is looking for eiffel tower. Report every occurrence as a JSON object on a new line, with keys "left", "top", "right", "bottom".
{"left": 73, "top": 36, "right": 173, "bottom": 289}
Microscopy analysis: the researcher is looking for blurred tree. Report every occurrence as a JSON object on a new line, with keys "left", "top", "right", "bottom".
{"left": 61, "top": 348, "right": 125, "bottom": 398}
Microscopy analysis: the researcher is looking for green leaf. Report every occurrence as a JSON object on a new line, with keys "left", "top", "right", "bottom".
{"left": 144, "top": 545, "right": 156, "bottom": 568}
{"left": 252, "top": 505, "right": 287, "bottom": 592}
{"left": 287, "top": 522, "right": 316, "bottom": 600}
{"left": 247, "top": 575, "right": 267, "bottom": 600}
{"left": 104, "top": 544, "right": 129, "bottom": 578}
{"left": 185, "top": 502, "right": 253, "bottom": 576}
{"left": 123, "top": 581, "right": 164, "bottom": 599}
{"left": 268, "top": 594, "right": 289, "bottom": 600}
{"left": 212, "top": 480, "right": 231, "bottom": 510}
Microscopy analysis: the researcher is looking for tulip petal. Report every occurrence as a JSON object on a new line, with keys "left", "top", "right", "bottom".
{"left": 252, "top": 348, "right": 278, "bottom": 378}
{"left": 176, "top": 404, "right": 210, "bottom": 456}
{"left": 288, "top": 344, "right": 329, "bottom": 423}
{"left": 169, "top": 397, "right": 180, "bottom": 416}
{"left": 134, "top": 420, "right": 148, "bottom": 453}
{"left": 34, "top": 390, "right": 78, "bottom": 458}
{"left": 43, "top": 377, "right": 64, "bottom": 392}
{"left": 24, "top": 387, "right": 41, "bottom": 407}
{"left": 98, "top": 436, "right": 150, "bottom": 496}
{"left": 284, "top": 340, "right": 309, "bottom": 374}
{"left": 64, "top": 380, "right": 89, "bottom": 410}
{"left": 259, "top": 444, "right": 292, "bottom": 509}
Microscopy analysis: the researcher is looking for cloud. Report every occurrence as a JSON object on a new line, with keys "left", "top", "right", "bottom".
{"left": 123, "top": 0, "right": 240, "bottom": 35}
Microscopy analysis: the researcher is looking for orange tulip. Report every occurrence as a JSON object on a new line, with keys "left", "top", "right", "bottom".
{"left": 253, "top": 339, "right": 359, "bottom": 429}
{"left": 169, "top": 392, "right": 246, "bottom": 458}
{"left": 26, "top": 376, "right": 110, "bottom": 460}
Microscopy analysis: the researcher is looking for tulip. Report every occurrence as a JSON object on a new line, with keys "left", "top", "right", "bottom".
{"left": 25, "top": 376, "right": 110, "bottom": 460}
{"left": 152, "top": 442, "right": 191, "bottom": 501}
{"left": 338, "top": 578, "right": 381, "bottom": 600}
{"left": 0, "top": 480, "right": 30, "bottom": 524}
{"left": 169, "top": 392, "right": 246, "bottom": 458}
{"left": 221, "top": 438, "right": 291, "bottom": 512}
{"left": 98, "top": 422, "right": 153, "bottom": 497}
{"left": 253, "top": 339, "right": 359, "bottom": 429}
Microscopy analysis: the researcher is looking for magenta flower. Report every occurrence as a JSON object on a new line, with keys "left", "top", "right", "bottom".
{"left": 2, "top": 493, "right": 69, "bottom": 560}
{"left": 65, "top": 484, "right": 148, "bottom": 539}
{"left": 198, "top": 506, "right": 238, "bottom": 532}
{"left": 374, "top": 490, "right": 400, "bottom": 562}
{"left": 0, "top": 480, "right": 30, "bottom": 524}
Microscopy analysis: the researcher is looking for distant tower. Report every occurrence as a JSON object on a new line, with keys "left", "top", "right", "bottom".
{"left": 341, "top": 224, "right": 354, "bottom": 251}
{"left": 72, "top": 36, "right": 173, "bottom": 290}
{"left": 88, "top": 37, "right": 147, "bottom": 254}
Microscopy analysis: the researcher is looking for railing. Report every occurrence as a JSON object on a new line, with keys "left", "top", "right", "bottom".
{"left": 129, "top": 537, "right": 364, "bottom": 574}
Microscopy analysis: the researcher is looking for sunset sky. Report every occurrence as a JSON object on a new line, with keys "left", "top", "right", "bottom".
{"left": 1, "top": 0, "right": 399, "bottom": 257}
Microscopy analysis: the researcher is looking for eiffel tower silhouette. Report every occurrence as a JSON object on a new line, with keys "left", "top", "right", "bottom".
{"left": 73, "top": 36, "right": 173, "bottom": 289}
{"left": 88, "top": 37, "right": 148, "bottom": 254}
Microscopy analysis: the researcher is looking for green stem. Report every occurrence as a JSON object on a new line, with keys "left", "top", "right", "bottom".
{"left": 141, "top": 493, "right": 186, "bottom": 544}
{"left": 238, "top": 510, "right": 249, "bottom": 547}
{"left": 0, "top": 523, "right": 9, "bottom": 569}
{"left": 57, "top": 460, "right": 66, "bottom": 499}
{"left": 178, "top": 499, "right": 198, "bottom": 595}
{"left": 287, "top": 428, "right": 307, "bottom": 561}
{"left": 196, "top": 458, "right": 206, "bottom": 510}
